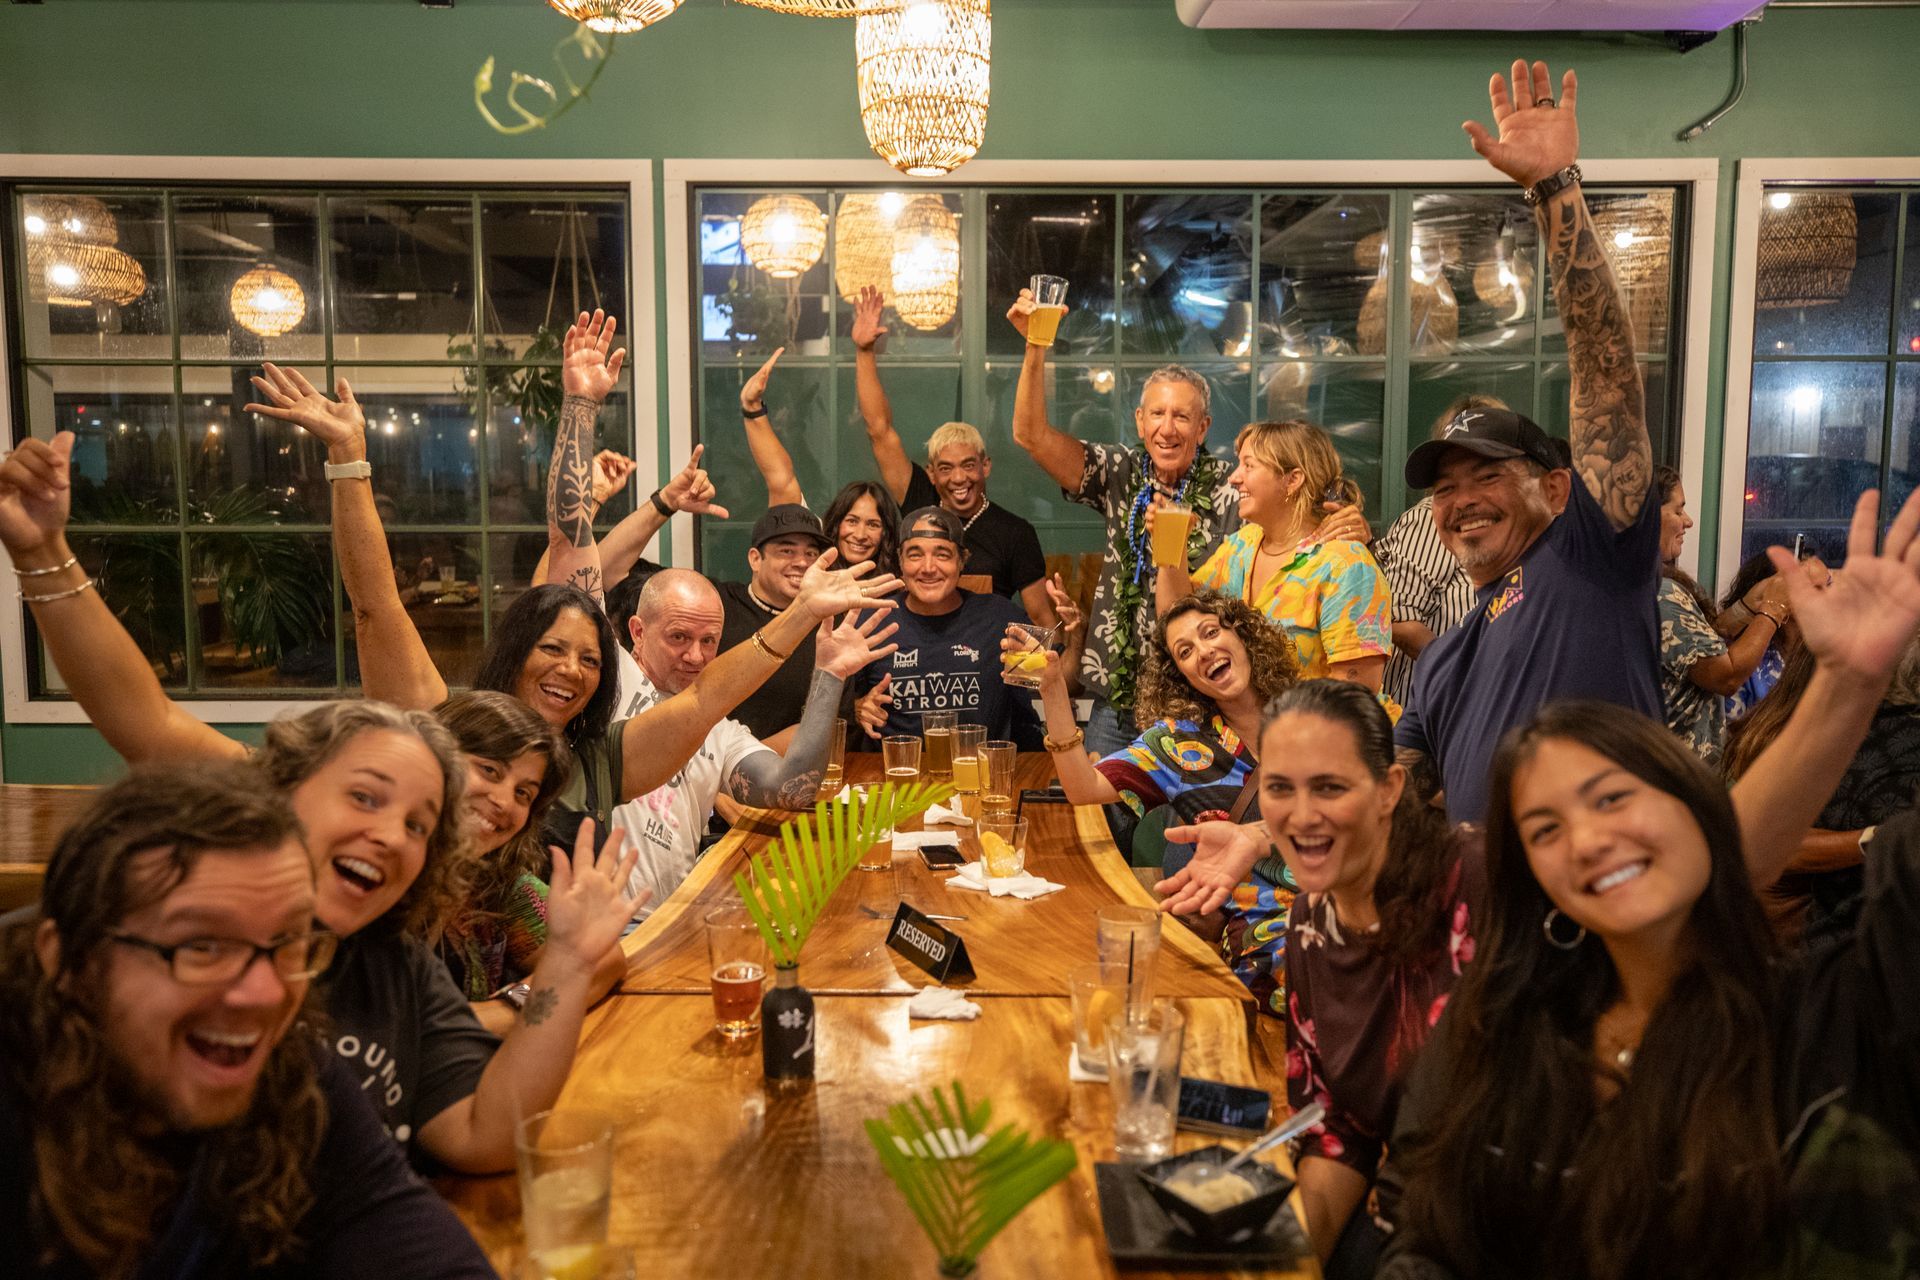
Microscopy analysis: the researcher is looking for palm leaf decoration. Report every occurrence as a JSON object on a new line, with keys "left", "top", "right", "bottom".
{"left": 866, "top": 1081, "right": 1078, "bottom": 1277}
{"left": 732, "top": 780, "right": 950, "bottom": 970}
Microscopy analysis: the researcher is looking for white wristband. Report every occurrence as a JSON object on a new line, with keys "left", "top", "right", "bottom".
{"left": 324, "top": 459, "right": 371, "bottom": 482}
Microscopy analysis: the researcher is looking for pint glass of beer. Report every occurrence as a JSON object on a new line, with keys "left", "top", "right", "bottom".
{"left": 1150, "top": 503, "right": 1193, "bottom": 569}
{"left": 1027, "top": 274, "right": 1068, "bottom": 347}
{"left": 704, "top": 907, "right": 767, "bottom": 1037}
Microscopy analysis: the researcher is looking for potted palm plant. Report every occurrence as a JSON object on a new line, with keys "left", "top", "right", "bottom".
{"left": 867, "top": 1081, "right": 1078, "bottom": 1278}
{"left": 734, "top": 780, "right": 948, "bottom": 1084}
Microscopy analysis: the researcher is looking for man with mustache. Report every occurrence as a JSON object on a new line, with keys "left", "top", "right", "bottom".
{"left": 0, "top": 763, "right": 492, "bottom": 1277}
{"left": 1392, "top": 60, "right": 1661, "bottom": 824}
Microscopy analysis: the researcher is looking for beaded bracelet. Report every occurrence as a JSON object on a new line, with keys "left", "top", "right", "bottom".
{"left": 20, "top": 577, "right": 96, "bottom": 605}
{"left": 14, "top": 555, "right": 77, "bottom": 578}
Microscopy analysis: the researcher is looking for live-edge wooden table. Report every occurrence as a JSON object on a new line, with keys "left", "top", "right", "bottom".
{"left": 440, "top": 754, "right": 1319, "bottom": 1280}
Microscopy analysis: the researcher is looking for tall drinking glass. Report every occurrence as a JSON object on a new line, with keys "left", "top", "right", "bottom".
{"left": 980, "top": 814, "right": 1028, "bottom": 879}
{"left": 1096, "top": 905, "right": 1164, "bottom": 1001}
{"left": 516, "top": 1110, "right": 614, "bottom": 1264}
{"left": 1067, "top": 960, "right": 1148, "bottom": 1078}
{"left": 921, "top": 709, "right": 956, "bottom": 782}
{"left": 854, "top": 783, "right": 895, "bottom": 873}
{"left": 1106, "top": 1001, "right": 1184, "bottom": 1161}
{"left": 1027, "top": 274, "right": 1069, "bottom": 347}
{"left": 981, "top": 740, "right": 1017, "bottom": 818}
{"left": 952, "top": 722, "right": 986, "bottom": 821}
{"left": 1150, "top": 502, "right": 1193, "bottom": 569}
{"left": 704, "top": 907, "right": 767, "bottom": 1037}
{"left": 822, "top": 717, "right": 846, "bottom": 796}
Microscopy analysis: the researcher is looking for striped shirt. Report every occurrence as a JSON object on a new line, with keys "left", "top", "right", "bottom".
{"left": 1375, "top": 497, "right": 1475, "bottom": 713}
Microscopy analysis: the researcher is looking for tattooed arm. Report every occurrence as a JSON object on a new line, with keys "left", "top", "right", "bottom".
{"left": 725, "top": 610, "right": 901, "bottom": 809}
{"left": 1464, "top": 61, "right": 1650, "bottom": 530}
{"left": 544, "top": 310, "right": 627, "bottom": 605}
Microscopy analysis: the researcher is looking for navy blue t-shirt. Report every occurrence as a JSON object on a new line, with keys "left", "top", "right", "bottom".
{"left": 1394, "top": 476, "right": 1662, "bottom": 824}
{"left": 854, "top": 591, "right": 1044, "bottom": 749}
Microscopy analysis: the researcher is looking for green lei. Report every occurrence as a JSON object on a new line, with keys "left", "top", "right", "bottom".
{"left": 1108, "top": 450, "right": 1225, "bottom": 711}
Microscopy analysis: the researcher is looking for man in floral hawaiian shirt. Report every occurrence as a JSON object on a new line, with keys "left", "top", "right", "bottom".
{"left": 1006, "top": 291, "right": 1241, "bottom": 765}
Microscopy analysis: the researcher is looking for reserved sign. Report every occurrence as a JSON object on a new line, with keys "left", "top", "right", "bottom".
{"left": 886, "top": 903, "right": 975, "bottom": 982}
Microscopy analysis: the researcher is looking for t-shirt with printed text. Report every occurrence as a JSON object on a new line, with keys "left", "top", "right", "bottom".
{"left": 853, "top": 591, "right": 1042, "bottom": 748}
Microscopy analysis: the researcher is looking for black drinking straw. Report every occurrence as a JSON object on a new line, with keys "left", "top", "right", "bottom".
{"left": 1127, "top": 932, "right": 1136, "bottom": 985}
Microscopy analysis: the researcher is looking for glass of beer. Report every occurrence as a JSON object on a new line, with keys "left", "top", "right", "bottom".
{"left": 1027, "top": 273, "right": 1068, "bottom": 347}
{"left": 952, "top": 722, "right": 986, "bottom": 820}
{"left": 1001, "top": 622, "right": 1052, "bottom": 689}
{"left": 981, "top": 740, "right": 1017, "bottom": 818}
{"left": 1151, "top": 502, "right": 1193, "bottom": 569}
{"left": 516, "top": 1110, "right": 614, "bottom": 1265}
{"left": 855, "top": 783, "right": 895, "bottom": 873}
{"left": 821, "top": 718, "right": 846, "bottom": 796}
{"left": 704, "top": 907, "right": 767, "bottom": 1037}
{"left": 921, "top": 710, "right": 956, "bottom": 782}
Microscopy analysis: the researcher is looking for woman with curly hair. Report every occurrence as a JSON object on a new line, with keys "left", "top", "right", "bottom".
{"left": 1020, "top": 591, "right": 1303, "bottom": 1008}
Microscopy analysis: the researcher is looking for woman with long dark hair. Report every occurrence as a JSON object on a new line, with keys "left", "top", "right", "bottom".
{"left": 1378, "top": 488, "right": 1920, "bottom": 1279}
{"left": 1653, "top": 465, "right": 1787, "bottom": 765}
{"left": 1158, "top": 680, "right": 1469, "bottom": 1275}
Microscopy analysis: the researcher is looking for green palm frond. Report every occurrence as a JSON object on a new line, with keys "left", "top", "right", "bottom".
{"left": 866, "top": 1082, "right": 1078, "bottom": 1274}
{"left": 731, "top": 780, "right": 949, "bottom": 969}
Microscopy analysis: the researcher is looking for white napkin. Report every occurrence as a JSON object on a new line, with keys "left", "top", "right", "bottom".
{"left": 892, "top": 830, "right": 963, "bottom": 852}
{"left": 891, "top": 1126, "right": 989, "bottom": 1158}
{"left": 922, "top": 802, "right": 973, "bottom": 827}
{"left": 1068, "top": 1044, "right": 1108, "bottom": 1082}
{"left": 908, "top": 985, "right": 983, "bottom": 1021}
{"left": 945, "top": 860, "right": 1065, "bottom": 900}
{"left": 831, "top": 784, "right": 854, "bottom": 804}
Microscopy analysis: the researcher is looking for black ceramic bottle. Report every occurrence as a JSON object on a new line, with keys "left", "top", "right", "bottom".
{"left": 761, "top": 965, "right": 815, "bottom": 1083}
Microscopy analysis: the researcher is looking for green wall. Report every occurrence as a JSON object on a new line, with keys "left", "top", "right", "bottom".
{"left": 4, "top": 0, "right": 1918, "bottom": 781}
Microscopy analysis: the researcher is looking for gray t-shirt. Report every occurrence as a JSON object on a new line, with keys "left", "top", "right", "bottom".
{"left": 322, "top": 929, "right": 501, "bottom": 1153}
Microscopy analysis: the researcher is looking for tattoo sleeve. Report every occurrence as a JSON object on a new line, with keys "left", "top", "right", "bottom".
{"left": 726, "top": 670, "right": 843, "bottom": 809}
{"left": 1538, "top": 186, "right": 1652, "bottom": 530}
{"left": 544, "top": 393, "right": 607, "bottom": 606}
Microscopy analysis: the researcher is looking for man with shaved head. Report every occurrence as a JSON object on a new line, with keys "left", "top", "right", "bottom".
{"left": 609, "top": 568, "right": 895, "bottom": 910}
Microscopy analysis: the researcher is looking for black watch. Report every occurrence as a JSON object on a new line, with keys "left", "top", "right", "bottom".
{"left": 649, "top": 489, "right": 675, "bottom": 518}
{"left": 1521, "top": 163, "right": 1583, "bottom": 208}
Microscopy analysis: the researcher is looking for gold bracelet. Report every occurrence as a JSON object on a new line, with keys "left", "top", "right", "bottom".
{"left": 20, "top": 577, "right": 96, "bottom": 605}
{"left": 1752, "top": 604, "right": 1788, "bottom": 627}
{"left": 14, "top": 555, "right": 78, "bottom": 578}
{"left": 1044, "top": 727, "right": 1085, "bottom": 754}
{"left": 751, "top": 629, "right": 793, "bottom": 662}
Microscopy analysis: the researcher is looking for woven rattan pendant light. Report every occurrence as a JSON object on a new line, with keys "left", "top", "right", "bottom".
{"left": 741, "top": 195, "right": 828, "bottom": 279}
{"left": 735, "top": 0, "right": 902, "bottom": 16}
{"left": 889, "top": 196, "right": 959, "bottom": 330}
{"left": 833, "top": 191, "right": 907, "bottom": 302}
{"left": 546, "top": 0, "right": 685, "bottom": 31}
{"left": 856, "top": 0, "right": 991, "bottom": 177}
{"left": 230, "top": 264, "right": 309, "bottom": 338}
{"left": 1589, "top": 194, "right": 1673, "bottom": 347}
{"left": 22, "top": 195, "right": 148, "bottom": 308}
{"left": 1756, "top": 192, "right": 1858, "bottom": 310}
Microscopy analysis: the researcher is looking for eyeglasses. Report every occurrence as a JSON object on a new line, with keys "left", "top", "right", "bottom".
{"left": 109, "top": 930, "right": 339, "bottom": 986}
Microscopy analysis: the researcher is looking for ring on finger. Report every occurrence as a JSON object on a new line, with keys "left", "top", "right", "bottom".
{"left": 1534, "top": 97, "right": 1557, "bottom": 108}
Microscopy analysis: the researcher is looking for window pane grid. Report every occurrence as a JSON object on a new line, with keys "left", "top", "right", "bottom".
{"left": 10, "top": 182, "right": 630, "bottom": 699}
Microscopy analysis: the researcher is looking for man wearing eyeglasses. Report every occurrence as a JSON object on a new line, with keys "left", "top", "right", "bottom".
{"left": 0, "top": 761, "right": 493, "bottom": 1277}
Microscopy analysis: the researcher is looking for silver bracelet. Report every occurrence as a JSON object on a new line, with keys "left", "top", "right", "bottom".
{"left": 20, "top": 577, "right": 96, "bottom": 605}
{"left": 14, "top": 555, "right": 78, "bottom": 578}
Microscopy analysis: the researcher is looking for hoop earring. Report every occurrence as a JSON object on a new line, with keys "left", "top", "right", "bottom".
{"left": 1542, "top": 908, "right": 1587, "bottom": 950}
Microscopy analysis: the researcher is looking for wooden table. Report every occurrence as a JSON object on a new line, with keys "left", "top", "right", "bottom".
{"left": 442, "top": 754, "right": 1318, "bottom": 1279}
{"left": 0, "top": 784, "right": 95, "bottom": 911}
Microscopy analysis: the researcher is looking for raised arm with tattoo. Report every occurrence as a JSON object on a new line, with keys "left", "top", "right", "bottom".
{"left": 545, "top": 310, "right": 628, "bottom": 605}
{"left": 1465, "top": 62, "right": 1650, "bottom": 530}
{"left": 532, "top": 445, "right": 730, "bottom": 589}
{"left": 726, "top": 610, "right": 900, "bottom": 811}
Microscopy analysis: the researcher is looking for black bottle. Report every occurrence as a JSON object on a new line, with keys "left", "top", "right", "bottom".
{"left": 761, "top": 965, "right": 815, "bottom": 1083}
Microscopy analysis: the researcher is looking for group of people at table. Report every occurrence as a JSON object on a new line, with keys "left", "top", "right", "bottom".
{"left": 2, "top": 60, "right": 1916, "bottom": 1280}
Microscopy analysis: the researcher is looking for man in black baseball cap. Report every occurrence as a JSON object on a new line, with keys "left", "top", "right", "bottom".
{"left": 851, "top": 506, "right": 1042, "bottom": 749}
{"left": 1389, "top": 56, "right": 1661, "bottom": 826}
{"left": 707, "top": 503, "right": 836, "bottom": 740}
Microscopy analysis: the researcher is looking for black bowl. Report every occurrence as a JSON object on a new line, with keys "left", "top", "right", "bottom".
{"left": 1133, "top": 1144, "right": 1295, "bottom": 1247}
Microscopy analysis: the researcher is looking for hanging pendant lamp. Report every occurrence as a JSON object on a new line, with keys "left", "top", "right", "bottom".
{"left": 889, "top": 196, "right": 959, "bottom": 331}
{"left": 230, "top": 264, "right": 309, "bottom": 338}
{"left": 833, "top": 191, "right": 907, "bottom": 302}
{"left": 856, "top": 0, "right": 991, "bottom": 177}
{"left": 546, "top": 0, "right": 685, "bottom": 32}
{"left": 741, "top": 194, "right": 828, "bottom": 279}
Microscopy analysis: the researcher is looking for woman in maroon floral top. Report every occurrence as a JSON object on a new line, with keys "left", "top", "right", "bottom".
{"left": 1263, "top": 681, "right": 1482, "bottom": 1275}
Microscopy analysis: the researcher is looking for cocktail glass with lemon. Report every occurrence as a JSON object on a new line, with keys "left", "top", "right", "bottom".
{"left": 1002, "top": 622, "right": 1053, "bottom": 689}
{"left": 1067, "top": 961, "right": 1146, "bottom": 1079}
{"left": 516, "top": 1111, "right": 613, "bottom": 1274}
{"left": 980, "top": 815, "right": 1028, "bottom": 879}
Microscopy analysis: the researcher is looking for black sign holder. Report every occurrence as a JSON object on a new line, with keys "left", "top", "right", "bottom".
{"left": 885, "top": 902, "right": 975, "bottom": 983}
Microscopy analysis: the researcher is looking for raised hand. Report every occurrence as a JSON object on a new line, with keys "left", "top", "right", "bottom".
{"left": 0, "top": 432, "right": 74, "bottom": 559}
{"left": 590, "top": 450, "right": 636, "bottom": 510}
{"left": 543, "top": 819, "right": 646, "bottom": 973}
{"left": 1044, "top": 574, "right": 1082, "bottom": 635}
{"left": 851, "top": 285, "right": 889, "bottom": 351}
{"left": 246, "top": 363, "right": 366, "bottom": 454}
{"left": 814, "top": 608, "right": 901, "bottom": 681}
{"left": 741, "top": 347, "right": 784, "bottom": 412}
{"left": 562, "top": 309, "right": 626, "bottom": 403}
{"left": 793, "top": 547, "right": 904, "bottom": 620}
{"left": 1772, "top": 489, "right": 1920, "bottom": 688}
{"left": 1154, "top": 820, "right": 1267, "bottom": 917}
{"left": 855, "top": 673, "right": 894, "bottom": 739}
{"left": 1462, "top": 60, "right": 1580, "bottom": 189}
{"left": 1004, "top": 288, "right": 1035, "bottom": 341}
{"left": 658, "top": 444, "right": 730, "bottom": 519}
